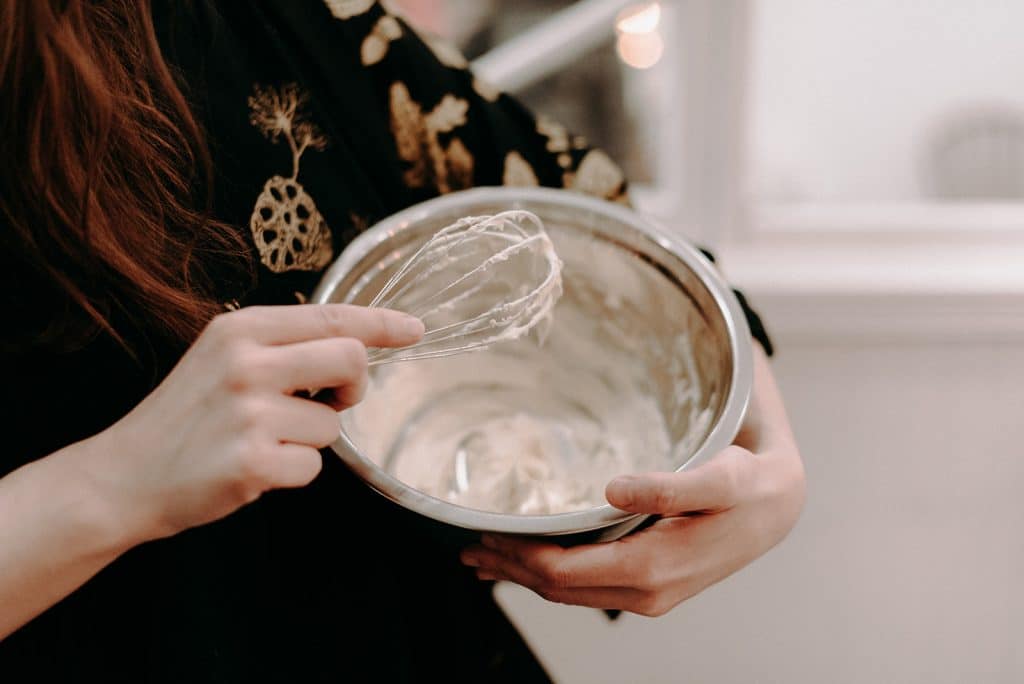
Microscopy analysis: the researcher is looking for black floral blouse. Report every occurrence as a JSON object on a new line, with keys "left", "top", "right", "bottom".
{"left": 1, "top": 1, "right": 770, "bottom": 682}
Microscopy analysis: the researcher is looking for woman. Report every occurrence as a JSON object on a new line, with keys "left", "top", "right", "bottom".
{"left": 0, "top": 1, "right": 805, "bottom": 681}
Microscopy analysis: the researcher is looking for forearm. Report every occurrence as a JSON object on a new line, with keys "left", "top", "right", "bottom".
{"left": 756, "top": 345, "right": 791, "bottom": 439}
{"left": 0, "top": 436, "right": 138, "bottom": 639}
{"left": 739, "top": 343, "right": 806, "bottom": 525}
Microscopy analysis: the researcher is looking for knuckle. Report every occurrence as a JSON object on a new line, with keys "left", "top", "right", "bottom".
{"left": 635, "top": 593, "right": 671, "bottom": 618}
{"left": 534, "top": 586, "right": 564, "bottom": 604}
{"left": 221, "top": 346, "right": 262, "bottom": 393}
{"left": 317, "top": 304, "right": 347, "bottom": 337}
{"left": 231, "top": 397, "right": 267, "bottom": 433}
{"left": 378, "top": 310, "right": 409, "bottom": 342}
{"left": 523, "top": 549, "right": 553, "bottom": 576}
{"left": 535, "top": 558, "right": 573, "bottom": 589}
{"left": 650, "top": 484, "right": 676, "bottom": 513}
{"left": 236, "top": 478, "right": 266, "bottom": 506}
{"left": 295, "top": 450, "right": 324, "bottom": 484}
{"left": 529, "top": 554, "right": 555, "bottom": 578}
{"left": 234, "top": 440, "right": 273, "bottom": 485}
{"left": 207, "top": 307, "right": 260, "bottom": 342}
{"left": 348, "top": 375, "right": 369, "bottom": 406}
{"left": 312, "top": 407, "right": 342, "bottom": 446}
{"left": 204, "top": 312, "right": 236, "bottom": 340}
{"left": 229, "top": 479, "right": 261, "bottom": 507}
{"left": 552, "top": 567, "right": 575, "bottom": 590}
{"left": 337, "top": 338, "right": 369, "bottom": 374}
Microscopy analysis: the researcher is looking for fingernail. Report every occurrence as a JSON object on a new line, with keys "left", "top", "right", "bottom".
{"left": 460, "top": 552, "right": 480, "bottom": 567}
{"left": 476, "top": 570, "right": 497, "bottom": 581}
{"left": 481, "top": 534, "right": 498, "bottom": 549}
{"left": 606, "top": 476, "right": 636, "bottom": 506}
{"left": 400, "top": 314, "right": 425, "bottom": 338}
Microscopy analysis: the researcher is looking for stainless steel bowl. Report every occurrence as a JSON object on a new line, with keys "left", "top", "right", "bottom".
{"left": 312, "top": 187, "right": 752, "bottom": 541}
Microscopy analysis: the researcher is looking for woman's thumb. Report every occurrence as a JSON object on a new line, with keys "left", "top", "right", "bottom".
{"left": 605, "top": 449, "right": 752, "bottom": 515}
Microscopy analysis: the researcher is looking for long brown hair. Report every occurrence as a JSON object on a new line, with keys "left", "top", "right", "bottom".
{"left": 0, "top": 0, "right": 250, "bottom": 352}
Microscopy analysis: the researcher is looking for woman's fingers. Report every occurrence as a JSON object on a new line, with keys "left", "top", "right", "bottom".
{"left": 203, "top": 304, "right": 424, "bottom": 409}
{"left": 605, "top": 446, "right": 759, "bottom": 516}
{"left": 463, "top": 544, "right": 662, "bottom": 614}
{"left": 475, "top": 569, "right": 648, "bottom": 613}
{"left": 214, "top": 304, "right": 424, "bottom": 347}
{"left": 264, "top": 395, "right": 342, "bottom": 447}
{"left": 264, "top": 337, "right": 370, "bottom": 399}
{"left": 268, "top": 443, "right": 324, "bottom": 488}
{"left": 461, "top": 520, "right": 736, "bottom": 617}
{"left": 462, "top": 548, "right": 548, "bottom": 586}
{"left": 462, "top": 534, "right": 637, "bottom": 589}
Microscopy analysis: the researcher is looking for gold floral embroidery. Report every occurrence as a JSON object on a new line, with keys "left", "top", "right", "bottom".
{"left": 323, "top": 0, "right": 375, "bottom": 20}
{"left": 380, "top": 2, "right": 467, "bottom": 68}
{"left": 445, "top": 138, "right": 474, "bottom": 191}
{"left": 361, "top": 14, "right": 402, "bottom": 65}
{"left": 389, "top": 81, "right": 473, "bottom": 193}
{"left": 537, "top": 116, "right": 570, "bottom": 154}
{"left": 248, "top": 84, "right": 334, "bottom": 273}
{"left": 565, "top": 149, "right": 628, "bottom": 204}
{"left": 537, "top": 114, "right": 630, "bottom": 202}
{"left": 472, "top": 77, "right": 501, "bottom": 102}
{"left": 503, "top": 151, "right": 539, "bottom": 187}
{"left": 536, "top": 114, "right": 630, "bottom": 202}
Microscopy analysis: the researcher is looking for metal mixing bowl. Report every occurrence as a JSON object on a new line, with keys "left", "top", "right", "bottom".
{"left": 312, "top": 187, "right": 752, "bottom": 542}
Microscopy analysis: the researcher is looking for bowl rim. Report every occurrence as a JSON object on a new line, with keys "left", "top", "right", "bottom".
{"left": 312, "top": 186, "right": 753, "bottom": 536}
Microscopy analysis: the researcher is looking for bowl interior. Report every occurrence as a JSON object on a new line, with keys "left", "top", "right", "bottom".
{"left": 324, "top": 195, "right": 735, "bottom": 519}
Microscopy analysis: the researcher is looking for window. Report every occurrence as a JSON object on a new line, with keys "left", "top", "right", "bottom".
{"left": 391, "top": 0, "right": 1024, "bottom": 334}
{"left": 746, "top": 0, "right": 1024, "bottom": 238}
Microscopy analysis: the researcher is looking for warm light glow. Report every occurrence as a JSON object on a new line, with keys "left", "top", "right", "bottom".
{"left": 616, "top": 31, "right": 664, "bottom": 69}
{"left": 616, "top": 2, "right": 661, "bottom": 35}
{"left": 615, "top": 2, "right": 663, "bottom": 69}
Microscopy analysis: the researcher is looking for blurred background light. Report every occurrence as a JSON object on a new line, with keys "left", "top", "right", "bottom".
{"left": 615, "top": 2, "right": 663, "bottom": 69}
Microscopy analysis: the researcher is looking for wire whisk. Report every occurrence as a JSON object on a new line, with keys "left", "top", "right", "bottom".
{"left": 367, "top": 210, "right": 563, "bottom": 365}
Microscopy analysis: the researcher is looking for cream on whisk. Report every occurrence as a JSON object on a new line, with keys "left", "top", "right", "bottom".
{"left": 366, "top": 210, "right": 563, "bottom": 365}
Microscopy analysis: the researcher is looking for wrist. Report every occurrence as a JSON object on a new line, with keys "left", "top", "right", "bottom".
{"left": 0, "top": 437, "right": 154, "bottom": 636}
{"left": 53, "top": 430, "right": 158, "bottom": 553}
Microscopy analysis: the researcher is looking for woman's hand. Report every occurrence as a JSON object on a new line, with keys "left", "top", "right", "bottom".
{"left": 459, "top": 345, "right": 804, "bottom": 617}
{"left": 87, "top": 304, "right": 424, "bottom": 543}
{"left": 1, "top": 303, "right": 422, "bottom": 637}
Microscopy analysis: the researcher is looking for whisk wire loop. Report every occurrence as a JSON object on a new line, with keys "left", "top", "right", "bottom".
{"left": 365, "top": 210, "right": 562, "bottom": 366}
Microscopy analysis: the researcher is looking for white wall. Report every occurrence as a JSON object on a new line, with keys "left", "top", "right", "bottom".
{"left": 498, "top": 331, "right": 1024, "bottom": 683}
{"left": 749, "top": 0, "right": 1024, "bottom": 202}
